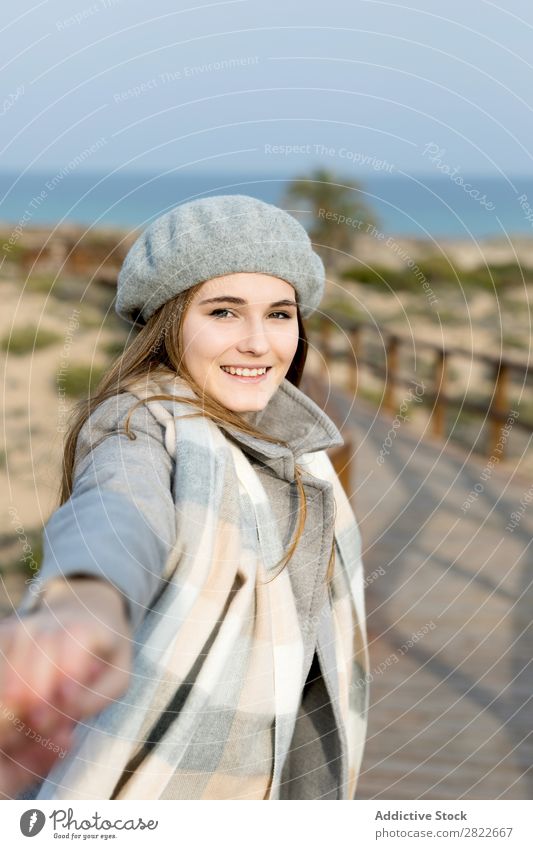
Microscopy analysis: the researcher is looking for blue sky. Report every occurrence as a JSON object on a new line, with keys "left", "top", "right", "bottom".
{"left": 3, "top": 0, "right": 533, "bottom": 178}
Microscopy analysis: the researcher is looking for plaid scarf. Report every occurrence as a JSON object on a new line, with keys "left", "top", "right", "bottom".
{"left": 33, "top": 373, "right": 369, "bottom": 800}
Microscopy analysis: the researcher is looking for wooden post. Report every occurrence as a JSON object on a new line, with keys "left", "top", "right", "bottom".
{"left": 489, "top": 361, "right": 509, "bottom": 459}
{"left": 430, "top": 348, "right": 447, "bottom": 439}
{"left": 330, "top": 435, "right": 355, "bottom": 501}
{"left": 348, "top": 324, "right": 361, "bottom": 398}
{"left": 383, "top": 335, "right": 398, "bottom": 414}
{"left": 321, "top": 318, "right": 333, "bottom": 380}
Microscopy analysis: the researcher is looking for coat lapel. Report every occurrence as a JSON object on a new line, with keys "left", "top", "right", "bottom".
{"left": 220, "top": 376, "right": 345, "bottom": 479}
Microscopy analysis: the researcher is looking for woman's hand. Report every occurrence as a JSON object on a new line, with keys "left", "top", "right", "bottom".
{"left": 0, "top": 576, "right": 132, "bottom": 798}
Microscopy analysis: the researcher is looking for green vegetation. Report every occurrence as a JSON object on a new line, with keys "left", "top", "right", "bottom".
{"left": 341, "top": 257, "right": 533, "bottom": 293}
{"left": 283, "top": 168, "right": 378, "bottom": 271}
{"left": 308, "top": 297, "right": 367, "bottom": 332}
{"left": 102, "top": 337, "right": 128, "bottom": 358}
{"left": 20, "top": 274, "right": 121, "bottom": 320}
{"left": 24, "top": 274, "right": 60, "bottom": 295}
{"left": 0, "top": 529, "right": 44, "bottom": 578}
{"left": 502, "top": 333, "right": 527, "bottom": 350}
{"left": 102, "top": 311, "right": 130, "bottom": 333}
{"left": 1, "top": 324, "right": 62, "bottom": 354}
{"left": 0, "top": 242, "right": 27, "bottom": 263}
{"left": 24, "top": 274, "right": 82, "bottom": 300}
{"left": 324, "top": 297, "right": 366, "bottom": 319}
{"left": 77, "top": 307, "right": 105, "bottom": 329}
{"left": 57, "top": 362, "right": 107, "bottom": 398}
{"left": 511, "top": 397, "right": 533, "bottom": 423}
{"left": 357, "top": 386, "right": 385, "bottom": 406}
{"left": 81, "top": 231, "right": 121, "bottom": 247}
{"left": 341, "top": 263, "right": 436, "bottom": 294}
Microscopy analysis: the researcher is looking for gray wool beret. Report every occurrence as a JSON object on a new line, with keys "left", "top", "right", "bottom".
{"left": 115, "top": 193, "right": 325, "bottom": 325}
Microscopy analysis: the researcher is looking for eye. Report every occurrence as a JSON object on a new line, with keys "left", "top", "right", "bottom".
{"left": 209, "top": 308, "right": 235, "bottom": 319}
{"left": 209, "top": 309, "right": 293, "bottom": 319}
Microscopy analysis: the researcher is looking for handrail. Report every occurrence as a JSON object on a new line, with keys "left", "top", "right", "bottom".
{"left": 312, "top": 312, "right": 532, "bottom": 459}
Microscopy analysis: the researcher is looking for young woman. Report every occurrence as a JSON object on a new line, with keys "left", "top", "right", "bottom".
{"left": 0, "top": 194, "right": 370, "bottom": 800}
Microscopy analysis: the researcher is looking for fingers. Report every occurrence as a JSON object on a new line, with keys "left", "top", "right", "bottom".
{"left": 0, "top": 720, "right": 74, "bottom": 798}
{"left": 0, "top": 598, "right": 132, "bottom": 768}
{"left": 66, "top": 657, "right": 131, "bottom": 721}
{"left": 0, "top": 632, "right": 75, "bottom": 752}
{"left": 22, "top": 622, "right": 132, "bottom": 727}
{"left": 0, "top": 616, "right": 21, "bottom": 716}
{"left": 18, "top": 632, "right": 60, "bottom": 719}
{"left": 53, "top": 634, "right": 131, "bottom": 724}
{"left": 0, "top": 612, "right": 122, "bottom": 722}
{"left": 0, "top": 699, "right": 78, "bottom": 799}
{"left": 0, "top": 589, "right": 133, "bottom": 800}
{"left": 0, "top": 696, "right": 75, "bottom": 753}
{"left": 0, "top": 623, "right": 63, "bottom": 730}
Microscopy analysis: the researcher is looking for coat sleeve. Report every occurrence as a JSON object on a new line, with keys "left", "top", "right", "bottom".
{"left": 16, "top": 393, "right": 177, "bottom": 634}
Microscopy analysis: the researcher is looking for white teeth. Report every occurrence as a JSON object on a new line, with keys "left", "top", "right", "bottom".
{"left": 221, "top": 366, "right": 267, "bottom": 377}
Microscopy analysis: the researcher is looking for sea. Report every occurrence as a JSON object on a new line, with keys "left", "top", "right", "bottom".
{"left": 1, "top": 170, "right": 533, "bottom": 239}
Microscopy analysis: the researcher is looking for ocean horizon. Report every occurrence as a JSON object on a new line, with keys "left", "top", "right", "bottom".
{"left": 1, "top": 170, "right": 533, "bottom": 240}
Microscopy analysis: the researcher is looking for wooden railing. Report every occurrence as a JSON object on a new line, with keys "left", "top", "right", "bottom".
{"left": 311, "top": 314, "right": 532, "bottom": 460}
{"left": 329, "top": 438, "right": 356, "bottom": 498}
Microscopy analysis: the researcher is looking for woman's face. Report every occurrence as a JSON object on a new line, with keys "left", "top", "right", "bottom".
{"left": 181, "top": 272, "right": 300, "bottom": 413}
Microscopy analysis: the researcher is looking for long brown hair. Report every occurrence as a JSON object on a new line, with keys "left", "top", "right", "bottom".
{"left": 58, "top": 282, "right": 336, "bottom": 584}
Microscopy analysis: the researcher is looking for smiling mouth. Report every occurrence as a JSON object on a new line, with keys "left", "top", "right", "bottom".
{"left": 219, "top": 366, "right": 272, "bottom": 382}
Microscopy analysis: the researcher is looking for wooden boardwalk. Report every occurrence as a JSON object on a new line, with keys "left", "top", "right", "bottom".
{"left": 302, "top": 373, "right": 533, "bottom": 800}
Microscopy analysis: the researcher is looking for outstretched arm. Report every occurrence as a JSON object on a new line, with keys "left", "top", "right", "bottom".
{"left": 0, "top": 575, "right": 131, "bottom": 798}
{"left": 0, "top": 391, "right": 177, "bottom": 797}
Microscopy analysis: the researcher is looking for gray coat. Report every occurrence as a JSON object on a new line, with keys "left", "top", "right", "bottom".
{"left": 18, "top": 377, "right": 366, "bottom": 800}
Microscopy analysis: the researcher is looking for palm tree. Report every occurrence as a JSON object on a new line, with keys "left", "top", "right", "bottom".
{"left": 282, "top": 167, "right": 378, "bottom": 273}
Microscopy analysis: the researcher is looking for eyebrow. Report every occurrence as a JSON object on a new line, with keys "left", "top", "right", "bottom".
{"left": 198, "top": 296, "right": 298, "bottom": 308}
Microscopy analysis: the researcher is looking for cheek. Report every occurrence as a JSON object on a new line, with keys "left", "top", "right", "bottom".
{"left": 182, "top": 321, "right": 237, "bottom": 383}
{"left": 276, "top": 323, "right": 300, "bottom": 360}
{"left": 182, "top": 318, "right": 217, "bottom": 363}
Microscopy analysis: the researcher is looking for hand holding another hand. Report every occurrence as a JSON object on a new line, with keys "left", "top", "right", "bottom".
{"left": 0, "top": 577, "right": 132, "bottom": 798}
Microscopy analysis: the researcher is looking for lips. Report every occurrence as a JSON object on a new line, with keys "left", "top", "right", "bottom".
{"left": 220, "top": 366, "right": 271, "bottom": 371}
{"left": 220, "top": 366, "right": 271, "bottom": 383}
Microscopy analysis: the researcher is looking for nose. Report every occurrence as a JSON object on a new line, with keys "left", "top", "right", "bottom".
{"left": 235, "top": 318, "right": 271, "bottom": 355}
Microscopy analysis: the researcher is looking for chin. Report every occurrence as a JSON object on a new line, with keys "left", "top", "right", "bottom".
{"left": 225, "top": 398, "right": 268, "bottom": 413}
{"left": 214, "top": 387, "right": 271, "bottom": 413}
